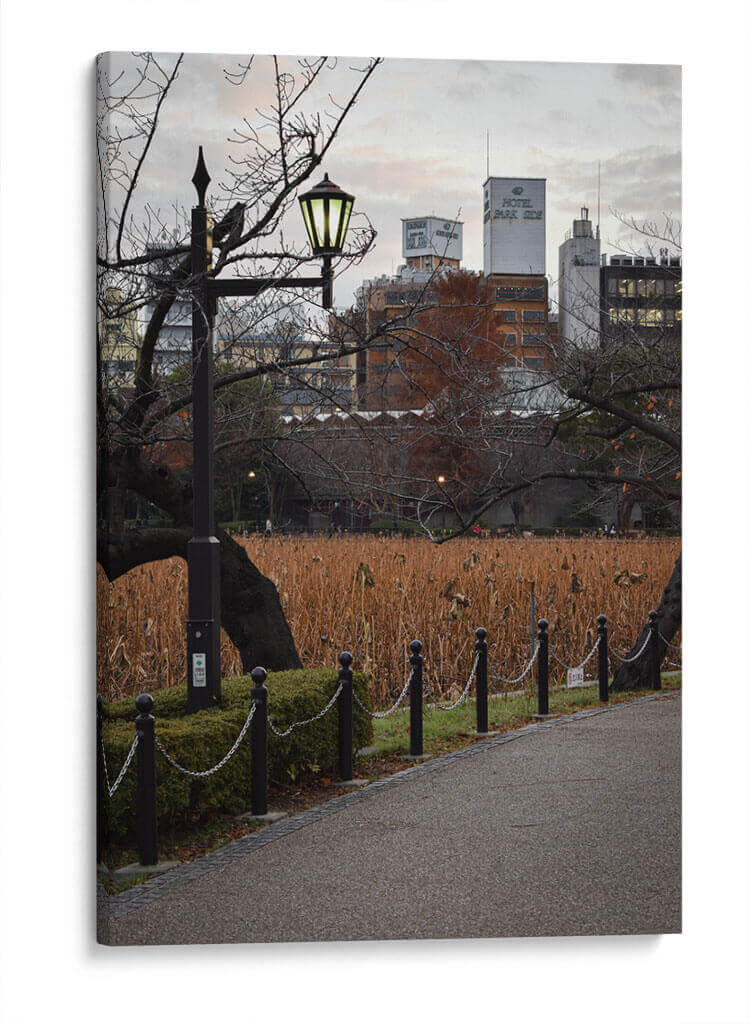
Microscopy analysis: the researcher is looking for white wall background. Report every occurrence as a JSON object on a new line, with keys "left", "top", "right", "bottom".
{"left": 1, "top": 2, "right": 749, "bottom": 1022}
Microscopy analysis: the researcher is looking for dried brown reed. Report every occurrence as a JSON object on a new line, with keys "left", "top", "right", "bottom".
{"left": 97, "top": 535, "right": 680, "bottom": 705}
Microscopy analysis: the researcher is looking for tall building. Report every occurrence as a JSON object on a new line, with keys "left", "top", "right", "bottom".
{"left": 483, "top": 177, "right": 546, "bottom": 276}
{"left": 557, "top": 206, "right": 601, "bottom": 348}
{"left": 482, "top": 177, "right": 550, "bottom": 377}
{"left": 600, "top": 250, "right": 682, "bottom": 341}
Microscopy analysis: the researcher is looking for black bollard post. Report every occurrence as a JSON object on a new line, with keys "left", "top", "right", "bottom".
{"left": 96, "top": 694, "right": 105, "bottom": 865}
{"left": 648, "top": 610, "right": 662, "bottom": 691}
{"left": 475, "top": 627, "right": 489, "bottom": 734}
{"left": 597, "top": 614, "right": 609, "bottom": 703}
{"left": 409, "top": 640, "right": 423, "bottom": 756}
{"left": 537, "top": 619, "right": 549, "bottom": 716}
{"left": 250, "top": 667, "right": 268, "bottom": 816}
{"left": 337, "top": 652, "right": 354, "bottom": 781}
{"left": 135, "top": 693, "right": 158, "bottom": 866}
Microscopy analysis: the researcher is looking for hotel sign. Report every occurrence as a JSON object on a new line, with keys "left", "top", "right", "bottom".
{"left": 402, "top": 216, "right": 463, "bottom": 262}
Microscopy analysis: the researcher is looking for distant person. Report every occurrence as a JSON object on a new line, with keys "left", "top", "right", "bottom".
{"left": 391, "top": 519, "right": 398, "bottom": 538}
{"left": 609, "top": 524, "right": 617, "bottom": 538}
{"left": 265, "top": 518, "right": 272, "bottom": 539}
{"left": 473, "top": 524, "right": 482, "bottom": 538}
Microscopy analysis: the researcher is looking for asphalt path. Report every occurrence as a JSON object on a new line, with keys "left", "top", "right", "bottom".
{"left": 104, "top": 693, "right": 681, "bottom": 945}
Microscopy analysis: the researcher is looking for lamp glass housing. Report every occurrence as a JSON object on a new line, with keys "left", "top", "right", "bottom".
{"left": 298, "top": 174, "right": 355, "bottom": 256}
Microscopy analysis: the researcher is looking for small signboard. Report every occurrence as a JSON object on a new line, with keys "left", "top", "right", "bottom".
{"left": 192, "top": 652, "right": 207, "bottom": 687}
{"left": 567, "top": 666, "right": 585, "bottom": 688}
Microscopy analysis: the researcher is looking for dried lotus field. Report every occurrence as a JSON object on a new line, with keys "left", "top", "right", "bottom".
{"left": 97, "top": 534, "right": 681, "bottom": 705}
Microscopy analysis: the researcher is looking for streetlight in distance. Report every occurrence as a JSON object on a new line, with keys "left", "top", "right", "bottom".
{"left": 437, "top": 475, "right": 446, "bottom": 485}
{"left": 247, "top": 471, "right": 256, "bottom": 479}
{"left": 186, "top": 148, "right": 355, "bottom": 712}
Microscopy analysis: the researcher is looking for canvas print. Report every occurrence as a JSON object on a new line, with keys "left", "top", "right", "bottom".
{"left": 96, "top": 52, "right": 681, "bottom": 945}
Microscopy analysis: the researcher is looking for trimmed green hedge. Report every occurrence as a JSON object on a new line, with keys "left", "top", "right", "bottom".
{"left": 100, "top": 669, "right": 372, "bottom": 848}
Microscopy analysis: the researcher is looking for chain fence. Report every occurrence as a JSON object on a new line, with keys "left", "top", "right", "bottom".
{"left": 423, "top": 655, "right": 478, "bottom": 711}
{"left": 101, "top": 733, "right": 139, "bottom": 797}
{"left": 609, "top": 632, "right": 652, "bottom": 664}
{"left": 268, "top": 682, "right": 344, "bottom": 737}
{"left": 354, "top": 669, "right": 413, "bottom": 719}
{"left": 99, "top": 618, "right": 681, "bottom": 812}
{"left": 490, "top": 646, "right": 539, "bottom": 689}
{"left": 660, "top": 632, "right": 682, "bottom": 651}
{"left": 154, "top": 701, "right": 257, "bottom": 778}
{"left": 549, "top": 635, "right": 600, "bottom": 673}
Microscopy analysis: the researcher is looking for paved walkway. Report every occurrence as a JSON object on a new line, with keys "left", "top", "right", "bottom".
{"left": 100, "top": 693, "right": 681, "bottom": 945}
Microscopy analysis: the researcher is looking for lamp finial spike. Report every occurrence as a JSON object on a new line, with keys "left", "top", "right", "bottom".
{"left": 192, "top": 146, "right": 211, "bottom": 207}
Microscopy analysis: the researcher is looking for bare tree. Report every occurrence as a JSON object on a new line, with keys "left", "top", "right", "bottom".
{"left": 97, "top": 52, "right": 382, "bottom": 671}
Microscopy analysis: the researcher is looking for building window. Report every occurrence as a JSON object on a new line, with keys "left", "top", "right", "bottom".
{"left": 664, "top": 280, "right": 675, "bottom": 297}
{"left": 502, "top": 310, "right": 517, "bottom": 322}
{"left": 638, "top": 309, "right": 663, "bottom": 326}
{"left": 522, "top": 333, "right": 545, "bottom": 343}
{"left": 617, "top": 279, "right": 636, "bottom": 298}
{"left": 607, "top": 277, "right": 617, "bottom": 296}
{"left": 523, "top": 357, "right": 545, "bottom": 369}
{"left": 522, "top": 310, "right": 544, "bottom": 323}
{"left": 637, "top": 278, "right": 661, "bottom": 298}
{"left": 504, "top": 333, "right": 517, "bottom": 346}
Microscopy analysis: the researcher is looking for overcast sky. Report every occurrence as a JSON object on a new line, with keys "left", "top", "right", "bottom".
{"left": 119, "top": 52, "right": 681, "bottom": 308}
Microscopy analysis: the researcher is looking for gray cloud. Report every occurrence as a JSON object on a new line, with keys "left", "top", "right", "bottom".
{"left": 108, "top": 53, "right": 681, "bottom": 306}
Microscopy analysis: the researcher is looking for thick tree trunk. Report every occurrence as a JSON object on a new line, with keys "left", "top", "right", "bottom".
{"left": 97, "top": 524, "right": 301, "bottom": 673}
{"left": 611, "top": 552, "right": 681, "bottom": 691}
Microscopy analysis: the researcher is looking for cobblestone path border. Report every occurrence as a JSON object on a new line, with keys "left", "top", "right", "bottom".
{"left": 98, "top": 690, "right": 679, "bottom": 924}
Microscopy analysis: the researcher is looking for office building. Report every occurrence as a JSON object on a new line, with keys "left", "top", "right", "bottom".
{"left": 600, "top": 250, "right": 682, "bottom": 340}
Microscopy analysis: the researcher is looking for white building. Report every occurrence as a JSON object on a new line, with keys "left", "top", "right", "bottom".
{"left": 483, "top": 177, "right": 546, "bottom": 275}
{"left": 557, "top": 207, "right": 601, "bottom": 348}
{"left": 401, "top": 216, "right": 462, "bottom": 271}
{"left": 145, "top": 229, "right": 196, "bottom": 373}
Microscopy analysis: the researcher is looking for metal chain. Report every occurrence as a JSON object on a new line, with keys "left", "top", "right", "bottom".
{"left": 353, "top": 669, "right": 413, "bottom": 718}
{"left": 549, "top": 635, "right": 600, "bottom": 672}
{"left": 425, "top": 655, "right": 478, "bottom": 711}
{"left": 610, "top": 632, "right": 652, "bottom": 664}
{"left": 155, "top": 702, "right": 256, "bottom": 778}
{"left": 268, "top": 682, "right": 344, "bottom": 738}
{"left": 491, "top": 645, "right": 539, "bottom": 687}
{"left": 101, "top": 732, "right": 139, "bottom": 797}
{"left": 659, "top": 632, "right": 682, "bottom": 650}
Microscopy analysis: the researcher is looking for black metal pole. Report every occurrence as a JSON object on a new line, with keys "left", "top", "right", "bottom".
{"left": 648, "top": 610, "right": 661, "bottom": 691}
{"left": 475, "top": 627, "right": 489, "bottom": 733}
{"left": 322, "top": 255, "right": 333, "bottom": 309}
{"left": 250, "top": 667, "right": 268, "bottom": 816}
{"left": 337, "top": 651, "right": 354, "bottom": 781}
{"left": 96, "top": 694, "right": 105, "bottom": 864}
{"left": 187, "top": 148, "right": 221, "bottom": 713}
{"left": 409, "top": 640, "right": 423, "bottom": 756}
{"left": 135, "top": 694, "right": 158, "bottom": 866}
{"left": 537, "top": 619, "right": 549, "bottom": 716}
{"left": 597, "top": 614, "right": 609, "bottom": 703}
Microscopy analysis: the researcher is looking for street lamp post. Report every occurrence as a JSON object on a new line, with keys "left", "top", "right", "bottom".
{"left": 186, "top": 147, "right": 355, "bottom": 712}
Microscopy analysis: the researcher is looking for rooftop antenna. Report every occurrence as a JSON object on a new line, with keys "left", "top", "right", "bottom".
{"left": 486, "top": 130, "right": 490, "bottom": 179}
{"left": 596, "top": 160, "right": 601, "bottom": 240}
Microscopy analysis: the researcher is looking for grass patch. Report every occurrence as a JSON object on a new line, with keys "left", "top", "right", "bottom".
{"left": 369, "top": 673, "right": 682, "bottom": 757}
